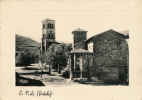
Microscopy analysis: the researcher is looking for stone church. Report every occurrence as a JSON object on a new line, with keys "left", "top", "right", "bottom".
{"left": 41, "top": 18, "right": 57, "bottom": 52}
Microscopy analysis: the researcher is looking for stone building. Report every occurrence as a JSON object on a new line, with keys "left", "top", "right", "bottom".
{"left": 72, "top": 28, "right": 88, "bottom": 50}
{"left": 70, "top": 28, "right": 93, "bottom": 78}
{"left": 86, "top": 29, "right": 129, "bottom": 83}
{"left": 41, "top": 18, "right": 57, "bottom": 52}
{"left": 70, "top": 29, "right": 129, "bottom": 84}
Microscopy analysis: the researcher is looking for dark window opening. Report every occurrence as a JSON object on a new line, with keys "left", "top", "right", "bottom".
{"left": 52, "top": 34, "right": 54, "bottom": 38}
{"left": 47, "top": 23, "right": 54, "bottom": 29}
{"left": 43, "top": 24, "right": 45, "bottom": 29}
{"left": 51, "top": 24, "right": 54, "bottom": 29}
{"left": 48, "top": 23, "right": 50, "bottom": 28}
{"left": 43, "top": 34, "right": 46, "bottom": 38}
{"left": 48, "top": 33, "right": 50, "bottom": 38}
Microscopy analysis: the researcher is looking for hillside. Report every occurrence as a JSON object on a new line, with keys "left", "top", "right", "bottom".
{"left": 16, "top": 34, "right": 40, "bottom": 51}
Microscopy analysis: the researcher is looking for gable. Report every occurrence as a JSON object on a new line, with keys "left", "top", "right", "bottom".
{"left": 85, "top": 29, "right": 126, "bottom": 44}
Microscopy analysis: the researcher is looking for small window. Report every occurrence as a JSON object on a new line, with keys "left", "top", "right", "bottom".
{"left": 52, "top": 24, "right": 54, "bottom": 29}
{"left": 48, "top": 33, "right": 50, "bottom": 38}
{"left": 48, "top": 23, "right": 51, "bottom": 28}
{"left": 51, "top": 24, "right": 52, "bottom": 29}
{"left": 43, "top": 34, "right": 46, "bottom": 38}
{"left": 52, "top": 34, "right": 54, "bottom": 38}
{"left": 43, "top": 24, "right": 45, "bottom": 29}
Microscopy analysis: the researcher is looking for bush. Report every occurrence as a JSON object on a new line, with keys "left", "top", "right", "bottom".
{"left": 16, "top": 49, "right": 39, "bottom": 66}
{"left": 62, "top": 70, "right": 70, "bottom": 79}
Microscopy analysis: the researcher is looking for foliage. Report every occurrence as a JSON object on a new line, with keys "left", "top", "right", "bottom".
{"left": 62, "top": 70, "right": 70, "bottom": 79}
{"left": 42, "top": 43, "right": 72, "bottom": 72}
{"left": 16, "top": 49, "right": 39, "bottom": 66}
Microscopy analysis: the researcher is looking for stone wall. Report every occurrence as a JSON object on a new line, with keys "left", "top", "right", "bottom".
{"left": 86, "top": 30, "right": 129, "bottom": 83}
{"left": 74, "top": 32, "right": 87, "bottom": 44}
{"left": 74, "top": 41, "right": 86, "bottom": 50}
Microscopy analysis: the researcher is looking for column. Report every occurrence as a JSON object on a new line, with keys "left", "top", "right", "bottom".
{"left": 41, "top": 39, "right": 43, "bottom": 53}
{"left": 80, "top": 55, "right": 83, "bottom": 78}
{"left": 74, "top": 53, "right": 76, "bottom": 71}
{"left": 69, "top": 55, "right": 73, "bottom": 83}
{"left": 45, "top": 38, "right": 46, "bottom": 52}
{"left": 39, "top": 39, "right": 43, "bottom": 68}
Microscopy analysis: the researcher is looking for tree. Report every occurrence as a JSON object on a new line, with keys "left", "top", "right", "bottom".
{"left": 16, "top": 48, "right": 39, "bottom": 66}
{"left": 43, "top": 43, "right": 72, "bottom": 74}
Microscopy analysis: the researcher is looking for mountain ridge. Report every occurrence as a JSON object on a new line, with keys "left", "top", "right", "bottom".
{"left": 16, "top": 34, "right": 40, "bottom": 51}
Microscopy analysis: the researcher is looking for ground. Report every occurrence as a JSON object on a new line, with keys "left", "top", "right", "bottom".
{"left": 16, "top": 64, "right": 80, "bottom": 86}
{"left": 16, "top": 63, "right": 124, "bottom": 86}
{"left": 21, "top": 74, "right": 72, "bottom": 86}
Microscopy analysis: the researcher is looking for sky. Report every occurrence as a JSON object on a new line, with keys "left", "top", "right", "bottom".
{"left": 9, "top": 0, "right": 131, "bottom": 43}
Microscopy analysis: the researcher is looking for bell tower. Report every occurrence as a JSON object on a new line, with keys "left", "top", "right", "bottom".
{"left": 41, "top": 18, "right": 56, "bottom": 52}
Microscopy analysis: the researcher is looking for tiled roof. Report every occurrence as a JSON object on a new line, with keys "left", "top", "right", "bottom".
{"left": 41, "top": 18, "right": 55, "bottom": 22}
{"left": 70, "top": 49, "right": 92, "bottom": 54}
{"left": 72, "top": 28, "right": 87, "bottom": 33}
{"left": 85, "top": 29, "right": 128, "bottom": 43}
{"left": 45, "top": 18, "right": 55, "bottom": 21}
